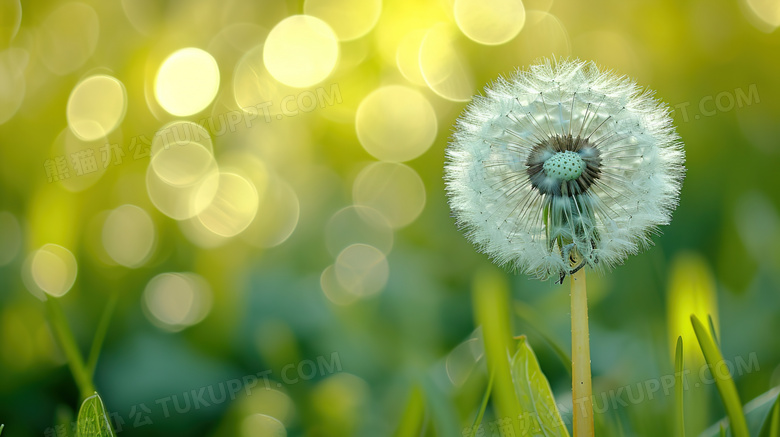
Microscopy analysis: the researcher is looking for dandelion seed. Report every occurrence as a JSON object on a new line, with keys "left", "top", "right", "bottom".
{"left": 445, "top": 58, "right": 685, "bottom": 282}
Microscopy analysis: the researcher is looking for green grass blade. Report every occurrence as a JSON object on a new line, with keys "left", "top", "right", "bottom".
{"left": 473, "top": 268, "right": 521, "bottom": 432}
{"left": 708, "top": 314, "right": 720, "bottom": 347}
{"left": 46, "top": 298, "right": 94, "bottom": 399}
{"left": 510, "top": 336, "right": 569, "bottom": 437}
{"left": 719, "top": 424, "right": 726, "bottom": 437}
{"left": 76, "top": 392, "right": 115, "bottom": 437}
{"left": 86, "top": 292, "right": 119, "bottom": 379}
{"left": 0, "top": 424, "right": 4, "bottom": 435}
{"left": 468, "top": 371, "right": 494, "bottom": 437}
{"left": 758, "top": 393, "right": 780, "bottom": 437}
{"left": 691, "top": 315, "right": 749, "bottom": 437}
{"left": 675, "top": 336, "right": 685, "bottom": 437}
{"left": 515, "top": 302, "right": 572, "bottom": 375}
{"left": 394, "top": 385, "right": 425, "bottom": 437}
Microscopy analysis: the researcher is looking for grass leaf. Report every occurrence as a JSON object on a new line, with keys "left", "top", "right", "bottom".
{"left": 758, "top": 393, "right": 780, "bottom": 437}
{"left": 691, "top": 315, "right": 749, "bottom": 437}
{"left": 675, "top": 336, "right": 685, "bottom": 437}
{"left": 76, "top": 392, "right": 115, "bottom": 437}
{"left": 708, "top": 314, "right": 720, "bottom": 347}
{"left": 394, "top": 385, "right": 425, "bottom": 437}
{"left": 0, "top": 424, "right": 4, "bottom": 436}
{"left": 510, "top": 335, "right": 569, "bottom": 437}
{"left": 86, "top": 293, "right": 119, "bottom": 379}
{"left": 468, "top": 371, "right": 494, "bottom": 437}
{"left": 515, "top": 302, "right": 572, "bottom": 375}
{"left": 473, "top": 268, "right": 521, "bottom": 430}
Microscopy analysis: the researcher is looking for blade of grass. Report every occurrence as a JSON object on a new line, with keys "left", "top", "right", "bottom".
{"left": 86, "top": 292, "right": 118, "bottom": 379}
{"left": 46, "top": 298, "right": 94, "bottom": 399}
{"left": 758, "top": 393, "right": 780, "bottom": 437}
{"left": 395, "top": 385, "right": 425, "bottom": 437}
{"left": 691, "top": 315, "right": 749, "bottom": 437}
{"left": 719, "top": 424, "right": 726, "bottom": 437}
{"left": 0, "top": 424, "right": 4, "bottom": 435}
{"left": 469, "top": 371, "right": 495, "bottom": 437}
{"left": 473, "top": 268, "right": 521, "bottom": 433}
{"left": 675, "top": 336, "right": 685, "bottom": 437}
{"left": 515, "top": 301, "right": 572, "bottom": 375}
{"left": 708, "top": 315, "right": 720, "bottom": 347}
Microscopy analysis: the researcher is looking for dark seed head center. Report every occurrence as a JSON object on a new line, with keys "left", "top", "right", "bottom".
{"left": 525, "top": 134, "right": 602, "bottom": 197}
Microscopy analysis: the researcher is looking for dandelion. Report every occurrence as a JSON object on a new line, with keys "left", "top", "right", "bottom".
{"left": 445, "top": 58, "right": 685, "bottom": 437}
{"left": 445, "top": 58, "right": 685, "bottom": 282}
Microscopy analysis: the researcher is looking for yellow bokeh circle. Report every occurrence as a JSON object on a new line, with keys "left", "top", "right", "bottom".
{"left": 154, "top": 47, "right": 220, "bottom": 116}
{"left": 356, "top": 85, "right": 437, "bottom": 162}
{"left": 143, "top": 272, "right": 213, "bottom": 331}
{"left": 241, "top": 414, "right": 287, "bottom": 437}
{"left": 419, "top": 24, "right": 474, "bottom": 102}
{"left": 101, "top": 204, "right": 155, "bottom": 268}
{"left": 29, "top": 244, "right": 78, "bottom": 298}
{"left": 67, "top": 75, "right": 127, "bottom": 141}
{"left": 454, "top": 0, "right": 526, "bottom": 45}
{"left": 334, "top": 244, "right": 389, "bottom": 297}
{"left": 196, "top": 172, "right": 259, "bottom": 238}
{"left": 263, "top": 15, "right": 339, "bottom": 88}
{"left": 37, "top": 2, "right": 99, "bottom": 75}
{"left": 352, "top": 162, "right": 426, "bottom": 229}
{"left": 303, "top": 0, "right": 382, "bottom": 41}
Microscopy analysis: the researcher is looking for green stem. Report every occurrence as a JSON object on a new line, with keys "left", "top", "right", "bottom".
{"left": 45, "top": 298, "right": 94, "bottom": 399}
{"left": 86, "top": 292, "right": 118, "bottom": 379}
{"left": 571, "top": 268, "right": 594, "bottom": 437}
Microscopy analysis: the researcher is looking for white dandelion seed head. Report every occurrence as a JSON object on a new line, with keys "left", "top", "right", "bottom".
{"left": 445, "top": 58, "right": 686, "bottom": 281}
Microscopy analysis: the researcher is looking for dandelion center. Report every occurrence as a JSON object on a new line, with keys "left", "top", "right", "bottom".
{"left": 526, "top": 134, "right": 602, "bottom": 198}
{"left": 543, "top": 151, "right": 585, "bottom": 181}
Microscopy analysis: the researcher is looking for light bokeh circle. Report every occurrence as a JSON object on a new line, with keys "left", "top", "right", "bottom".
{"left": 143, "top": 272, "right": 212, "bottom": 331}
{"left": 145, "top": 158, "right": 219, "bottom": 221}
{"left": 101, "top": 204, "right": 155, "bottom": 268}
{"left": 67, "top": 75, "right": 127, "bottom": 141}
{"left": 419, "top": 24, "right": 474, "bottom": 102}
{"left": 263, "top": 15, "right": 339, "bottom": 88}
{"left": 352, "top": 162, "right": 426, "bottom": 229}
{"left": 241, "top": 414, "right": 287, "bottom": 437}
{"left": 0, "top": 48, "right": 27, "bottom": 124}
{"left": 37, "top": 2, "right": 99, "bottom": 75}
{"left": 154, "top": 47, "right": 220, "bottom": 116}
{"left": 355, "top": 85, "right": 437, "bottom": 162}
{"left": 454, "top": 0, "right": 526, "bottom": 45}
{"left": 30, "top": 244, "right": 78, "bottom": 297}
{"left": 334, "top": 244, "right": 389, "bottom": 297}
{"left": 196, "top": 172, "right": 259, "bottom": 238}
{"left": 0, "top": 0, "right": 22, "bottom": 44}
{"left": 303, "top": 0, "right": 382, "bottom": 41}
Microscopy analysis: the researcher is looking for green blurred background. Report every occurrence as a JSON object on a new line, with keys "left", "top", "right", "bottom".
{"left": 1, "top": 0, "right": 779, "bottom": 435}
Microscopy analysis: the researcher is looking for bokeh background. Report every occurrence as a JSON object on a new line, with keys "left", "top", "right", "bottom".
{"left": 1, "top": 0, "right": 779, "bottom": 435}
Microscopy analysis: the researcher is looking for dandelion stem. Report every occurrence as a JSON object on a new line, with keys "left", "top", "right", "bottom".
{"left": 570, "top": 267, "right": 594, "bottom": 437}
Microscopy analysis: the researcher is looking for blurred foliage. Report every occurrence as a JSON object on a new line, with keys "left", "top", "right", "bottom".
{"left": 1, "top": 0, "right": 780, "bottom": 436}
